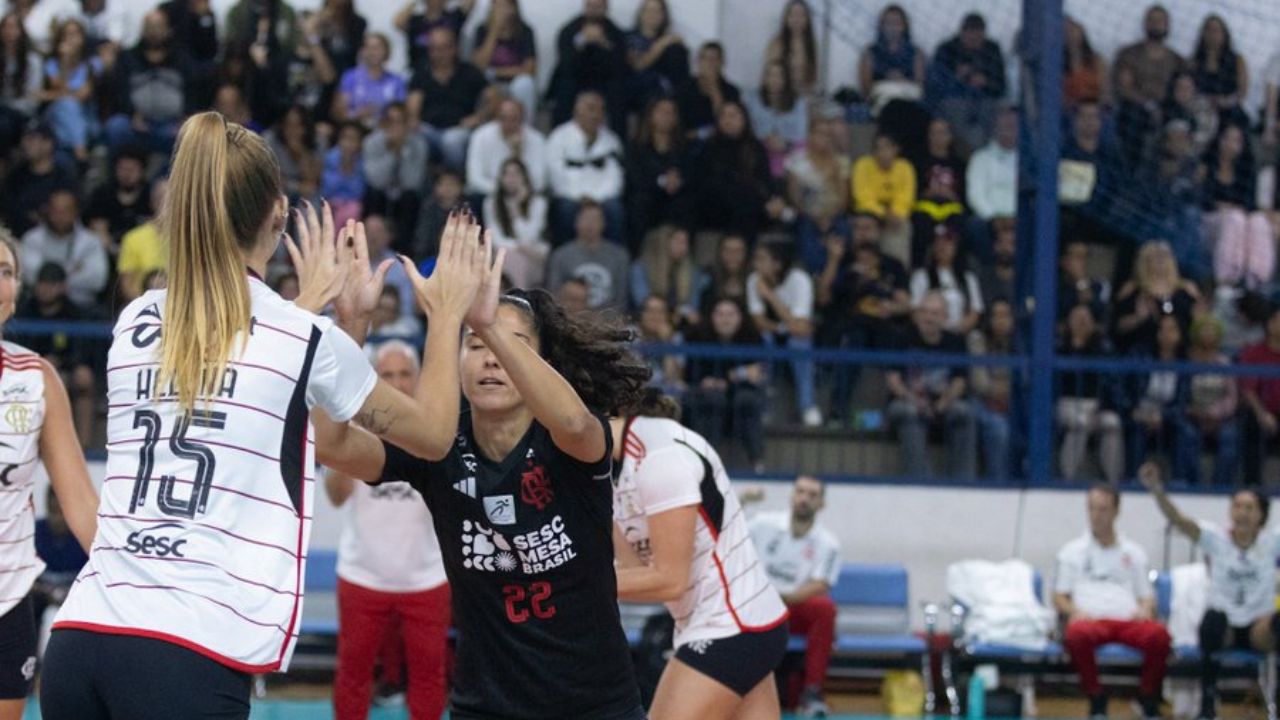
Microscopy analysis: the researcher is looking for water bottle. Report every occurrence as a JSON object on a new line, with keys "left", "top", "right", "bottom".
{"left": 967, "top": 673, "right": 985, "bottom": 720}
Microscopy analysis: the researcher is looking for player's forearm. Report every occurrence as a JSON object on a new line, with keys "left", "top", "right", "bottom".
{"left": 409, "top": 312, "right": 464, "bottom": 456}
{"left": 616, "top": 564, "right": 686, "bottom": 603}
{"left": 783, "top": 580, "right": 830, "bottom": 606}
{"left": 475, "top": 323, "right": 600, "bottom": 457}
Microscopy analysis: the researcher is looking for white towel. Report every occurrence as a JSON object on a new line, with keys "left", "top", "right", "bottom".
{"left": 1168, "top": 562, "right": 1209, "bottom": 648}
{"left": 947, "top": 559, "right": 1055, "bottom": 651}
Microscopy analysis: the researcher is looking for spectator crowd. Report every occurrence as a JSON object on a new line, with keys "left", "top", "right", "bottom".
{"left": 4, "top": 0, "right": 1280, "bottom": 483}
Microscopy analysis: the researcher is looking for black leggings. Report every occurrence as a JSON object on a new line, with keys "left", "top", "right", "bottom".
{"left": 1199, "top": 609, "right": 1275, "bottom": 696}
{"left": 40, "top": 629, "right": 251, "bottom": 720}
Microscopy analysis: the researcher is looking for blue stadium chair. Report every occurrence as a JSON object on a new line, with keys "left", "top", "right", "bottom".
{"left": 806, "top": 564, "right": 935, "bottom": 710}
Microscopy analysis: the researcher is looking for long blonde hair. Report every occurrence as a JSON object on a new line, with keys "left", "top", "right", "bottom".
{"left": 159, "top": 112, "right": 281, "bottom": 409}
{"left": 640, "top": 225, "right": 694, "bottom": 308}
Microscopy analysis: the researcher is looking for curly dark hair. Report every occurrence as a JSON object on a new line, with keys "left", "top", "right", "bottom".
{"left": 502, "top": 288, "right": 652, "bottom": 416}
{"left": 629, "top": 386, "right": 682, "bottom": 421}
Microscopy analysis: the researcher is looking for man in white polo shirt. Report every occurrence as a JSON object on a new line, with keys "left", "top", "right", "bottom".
{"left": 748, "top": 475, "right": 841, "bottom": 719}
{"left": 1053, "top": 484, "right": 1170, "bottom": 720}
{"left": 325, "top": 341, "right": 450, "bottom": 720}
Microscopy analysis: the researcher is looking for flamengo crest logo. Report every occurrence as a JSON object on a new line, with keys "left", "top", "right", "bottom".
{"left": 520, "top": 460, "right": 553, "bottom": 511}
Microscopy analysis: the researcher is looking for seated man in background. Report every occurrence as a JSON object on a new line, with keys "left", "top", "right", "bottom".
{"left": 20, "top": 190, "right": 108, "bottom": 308}
{"left": 13, "top": 263, "right": 99, "bottom": 448}
{"left": 885, "top": 290, "right": 977, "bottom": 479}
{"left": 746, "top": 475, "right": 840, "bottom": 719}
{"left": 1054, "top": 485, "right": 1169, "bottom": 720}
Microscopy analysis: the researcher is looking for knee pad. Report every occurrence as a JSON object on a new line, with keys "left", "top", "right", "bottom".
{"left": 1200, "top": 609, "right": 1228, "bottom": 650}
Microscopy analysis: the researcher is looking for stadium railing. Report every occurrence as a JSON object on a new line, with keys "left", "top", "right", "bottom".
{"left": 18, "top": 318, "right": 1280, "bottom": 491}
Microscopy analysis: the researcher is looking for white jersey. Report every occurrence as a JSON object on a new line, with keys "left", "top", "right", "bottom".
{"left": 1054, "top": 532, "right": 1153, "bottom": 620}
{"left": 336, "top": 473, "right": 446, "bottom": 593}
{"left": 0, "top": 342, "right": 47, "bottom": 617}
{"left": 613, "top": 417, "right": 787, "bottom": 648}
{"left": 55, "top": 278, "right": 377, "bottom": 673}
{"left": 748, "top": 511, "right": 841, "bottom": 596}
{"left": 1198, "top": 522, "right": 1280, "bottom": 627}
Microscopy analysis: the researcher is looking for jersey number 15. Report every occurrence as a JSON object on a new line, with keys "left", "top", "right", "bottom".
{"left": 129, "top": 409, "right": 225, "bottom": 519}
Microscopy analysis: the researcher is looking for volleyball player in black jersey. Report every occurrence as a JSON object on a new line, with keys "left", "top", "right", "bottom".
{"left": 313, "top": 218, "right": 653, "bottom": 720}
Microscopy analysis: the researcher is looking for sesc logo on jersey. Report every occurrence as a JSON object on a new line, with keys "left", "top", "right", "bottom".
{"left": 461, "top": 518, "right": 517, "bottom": 572}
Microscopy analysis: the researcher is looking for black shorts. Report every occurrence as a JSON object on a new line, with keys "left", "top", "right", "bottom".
{"left": 0, "top": 594, "right": 37, "bottom": 700}
{"left": 40, "top": 629, "right": 251, "bottom": 720}
{"left": 674, "top": 622, "right": 789, "bottom": 696}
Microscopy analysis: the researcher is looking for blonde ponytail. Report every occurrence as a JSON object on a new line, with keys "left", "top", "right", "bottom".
{"left": 159, "top": 112, "right": 281, "bottom": 410}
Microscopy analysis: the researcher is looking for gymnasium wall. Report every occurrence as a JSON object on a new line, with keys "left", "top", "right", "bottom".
{"left": 33, "top": 464, "right": 1229, "bottom": 628}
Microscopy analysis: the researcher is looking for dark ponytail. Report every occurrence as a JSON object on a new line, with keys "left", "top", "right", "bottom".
{"left": 501, "top": 289, "right": 652, "bottom": 416}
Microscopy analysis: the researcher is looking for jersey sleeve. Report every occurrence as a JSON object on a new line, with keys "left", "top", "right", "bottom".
{"left": 377, "top": 439, "right": 444, "bottom": 501}
{"left": 633, "top": 446, "right": 703, "bottom": 516}
{"left": 306, "top": 323, "right": 378, "bottom": 423}
{"left": 552, "top": 413, "right": 614, "bottom": 482}
{"left": 814, "top": 533, "right": 841, "bottom": 587}
{"left": 1197, "top": 521, "right": 1229, "bottom": 557}
{"left": 1053, "top": 545, "right": 1080, "bottom": 596}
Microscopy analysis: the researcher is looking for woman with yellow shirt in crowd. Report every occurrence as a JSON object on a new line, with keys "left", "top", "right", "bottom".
{"left": 851, "top": 131, "right": 916, "bottom": 266}
{"left": 116, "top": 178, "right": 168, "bottom": 302}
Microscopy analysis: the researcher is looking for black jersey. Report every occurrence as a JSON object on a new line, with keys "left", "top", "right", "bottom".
{"left": 378, "top": 412, "right": 641, "bottom": 720}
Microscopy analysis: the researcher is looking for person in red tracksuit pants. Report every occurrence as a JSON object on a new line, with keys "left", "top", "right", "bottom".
{"left": 746, "top": 475, "right": 840, "bottom": 719}
{"left": 1053, "top": 484, "right": 1170, "bottom": 720}
{"left": 325, "top": 341, "right": 452, "bottom": 720}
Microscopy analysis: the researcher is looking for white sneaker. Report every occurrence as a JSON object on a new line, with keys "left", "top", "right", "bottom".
{"left": 802, "top": 406, "right": 823, "bottom": 427}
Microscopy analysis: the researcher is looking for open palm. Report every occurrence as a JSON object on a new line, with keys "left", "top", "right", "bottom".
{"left": 465, "top": 228, "right": 507, "bottom": 331}
{"left": 334, "top": 219, "right": 392, "bottom": 324}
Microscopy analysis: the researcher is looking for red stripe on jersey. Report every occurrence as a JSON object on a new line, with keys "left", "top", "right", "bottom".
{"left": 0, "top": 533, "right": 34, "bottom": 545}
{"left": 97, "top": 580, "right": 293, "bottom": 633}
{"left": 102, "top": 475, "right": 304, "bottom": 516}
{"left": 88, "top": 547, "right": 302, "bottom": 597}
{"left": 255, "top": 321, "right": 309, "bottom": 343}
{"left": 107, "top": 437, "right": 281, "bottom": 463}
{"left": 50, "top": 622, "right": 283, "bottom": 674}
{"left": 3, "top": 361, "right": 43, "bottom": 371}
{"left": 277, "top": 425, "right": 309, "bottom": 667}
{"left": 0, "top": 563, "right": 37, "bottom": 574}
{"left": 622, "top": 417, "right": 646, "bottom": 460}
{"left": 701, "top": 514, "right": 789, "bottom": 634}
{"left": 109, "top": 397, "right": 287, "bottom": 423}
{"left": 107, "top": 360, "right": 298, "bottom": 383}
{"left": 95, "top": 513, "right": 302, "bottom": 558}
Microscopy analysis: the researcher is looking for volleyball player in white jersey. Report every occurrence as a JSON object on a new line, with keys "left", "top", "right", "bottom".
{"left": 611, "top": 390, "right": 789, "bottom": 720}
{"left": 1140, "top": 463, "right": 1280, "bottom": 720}
{"left": 41, "top": 111, "right": 487, "bottom": 720}
{"left": 0, "top": 230, "right": 98, "bottom": 720}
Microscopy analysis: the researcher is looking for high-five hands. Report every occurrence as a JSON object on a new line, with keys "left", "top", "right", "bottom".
{"left": 401, "top": 210, "right": 489, "bottom": 322}
{"left": 287, "top": 200, "right": 349, "bottom": 314}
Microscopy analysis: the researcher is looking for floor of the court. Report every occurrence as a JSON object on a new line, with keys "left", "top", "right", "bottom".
{"left": 19, "top": 708, "right": 1014, "bottom": 720}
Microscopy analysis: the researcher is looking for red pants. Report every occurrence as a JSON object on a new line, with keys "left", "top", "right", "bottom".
{"left": 1062, "top": 619, "right": 1171, "bottom": 697}
{"left": 788, "top": 594, "right": 836, "bottom": 691}
{"left": 334, "top": 578, "right": 451, "bottom": 720}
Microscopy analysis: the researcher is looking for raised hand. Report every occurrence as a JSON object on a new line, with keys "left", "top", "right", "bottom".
{"left": 1137, "top": 461, "right": 1163, "bottom": 493}
{"left": 287, "top": 199, "right": 345, "bottom": 313}
{"left": 334, "top": 218, "right": 393, "bottom": 326}
{"left": 465, "top": 227, "right": 507, "bottom": 332}
{"left": 401, "top": 211, "right": 483, "bottom": 320}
